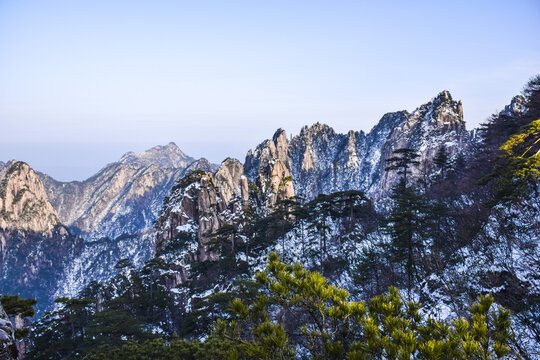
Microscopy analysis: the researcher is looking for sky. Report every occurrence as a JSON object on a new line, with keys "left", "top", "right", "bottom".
{"left": 1, "top": 0, "right": 539, "bottom": 181}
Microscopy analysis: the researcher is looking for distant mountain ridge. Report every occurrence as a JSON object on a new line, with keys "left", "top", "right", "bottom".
{"left": 38, "top": 143, "right": 215, "bottom": 241}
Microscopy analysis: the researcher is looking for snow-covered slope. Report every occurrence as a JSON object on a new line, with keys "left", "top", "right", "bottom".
{"left": 39, "top": 143, "right": 214, "bottom": 241}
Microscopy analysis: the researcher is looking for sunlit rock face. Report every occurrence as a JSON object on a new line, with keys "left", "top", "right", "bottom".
{"left": 0, "top": 161, "right": 60, "bottom": 232}
{"left": 0, "top": 161, "right": 82, "bottom": 314}
{"left": 214, "top": 158, "right": 249, "bottom": 205}
{"left": 245, "top": 128, "right": 295, "bottom": 209}
{"left": 373, "top": 90, "right": 469, "bottom": 198}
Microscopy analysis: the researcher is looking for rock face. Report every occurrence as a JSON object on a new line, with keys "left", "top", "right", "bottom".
{"left": 155, "top": 171, "right": 228, "bottom": 264}
{"left": 154, "top": 158, "right": 253, "bottom": 287}
{"left": 0, "top": 161, "right": 60, "bottom": 232}
{"left": 501, "top": 95, "right": 527, "bottom": 118}
{"left": 246, "top": 91, "right": 470, "bottom": 201}
{"left": 245, "top": 129, "right": 295, "bottom": 208}
{"left": 39, "top": 143, "right": 213, "bottom": 240}
{"left": 0, "top": 302, "right": 17, "bottom": 360}
{"left": 245, "top": 128, "right": 290, "bottom": 180}
{"left": 0, "top": 161, "right": 82, "bottom": 314}
{"left": 214, "top": 158, "right": 249, "bottom": 205}
{"left": 373, "top": 90, "right": 469, "bottom": 197}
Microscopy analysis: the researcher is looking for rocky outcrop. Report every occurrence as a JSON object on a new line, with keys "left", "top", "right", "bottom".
{"left": 39, "top": 143, "right": 213, "bottom": 240}
{"left": 373, "top": 90, "right": 469, "bottom": 197}
{"left": 155, "top": 171, "right": 230, "bottom": 264}
{"left": 0, "top": 303, "right": 17, "bottom": 360}
{"left": 245, "top": 129, "right": 295, "bottom": 208}
{"left": 245, "top": 128, "right": 290, "bottom": 180}
{"left": 288, "top": 122, "right": 363, "bottom": 199}
{"left": 153, "top": 161, "right": 256, "bottom": 288}
{"left": 246, "top": 91, "right": 471, "bottom": 201}
{"left": 0, "top": 161, "right": 59, "bottom": 232}
{"left": 501, "top": 95, "right": 527, "bottom": 118}
{"left": 0, "top": 161, "right": 82, "bottom": 314}
{"left": 214, "top": 158, "right": 249, "bottom": 205}
{"left": 258, "top": 158, "right": 295, "bottom": 208}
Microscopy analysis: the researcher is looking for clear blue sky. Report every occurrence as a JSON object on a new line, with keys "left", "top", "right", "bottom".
{"left": 1, "top": 0, "right": 539, "bottom": 181}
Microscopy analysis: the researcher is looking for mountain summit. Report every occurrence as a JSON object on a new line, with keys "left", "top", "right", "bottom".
{"left": 119, "top": 142, "right": 194, "bottom": 168}
{"left": 0, "top": 161, "right": 59, "bottom": 232}
{"left": 39, "top": 143, "right": 206, "bottom": 240}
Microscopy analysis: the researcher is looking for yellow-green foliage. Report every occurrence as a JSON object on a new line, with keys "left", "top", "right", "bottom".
{"left": 499, "top": 119, "right": 540, "bottom": 181}
{"left": 216, "top": 252, "right": 515, "bottom": 360}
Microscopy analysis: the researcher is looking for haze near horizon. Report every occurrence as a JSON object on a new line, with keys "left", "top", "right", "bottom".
{"left": 1, "top": 0, "right": 539, "bottom": 181}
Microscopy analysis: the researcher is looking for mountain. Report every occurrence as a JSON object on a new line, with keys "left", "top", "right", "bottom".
{"left": 0, "top": 146, "right": 217, "bottom": 309}
{"left": 0, "top": 161, "right": 82, "bottom": 312}
{"left": 35, "top": 145, "right": 218, "bottom": 300}
{"left": 39, "top": 142, "right": 213, "bottom": 241}
{"left": 3, "top": 84, "right": 539, "bottom": 358}
{"left": 149, "top": 91, "right": 474, "bottom": 298}
{"left": 0, "top": 161, "right": 60, "bottom": 232}
{"left": 246, "top": 90, "right": 471, "bottom": 202}
{"left": 54, "top": 88, "right": 535, "bottom": 358}
{"left": 2, "top": 90, "right": 477, "bottom": 306}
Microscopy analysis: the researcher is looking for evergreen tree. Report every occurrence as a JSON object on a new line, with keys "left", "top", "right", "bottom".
{"left": 434, "top": 145, "right": 450, "bottom": 177}
{"left": 384, "top": 148, "right": 424, "bottom": 296}
{"left": 216, "top": 253, "right": 516, "bottom": 360}
{"left": 385, "top": 148, "right": 421, "bottom": 188}
{"left": 384, "top": 181, "right": 425, "bottom": 297}
{"left": 0, "top": 295, "right": 36, "bottom": 357}
{"left": 481, "top": 119, "right": 540, "bottom": 203}
{"left": 522, "top": 74, "right": 540, "bottom": 122}
{"left": 306, "top": 194, "right": 336, "bottom": 272}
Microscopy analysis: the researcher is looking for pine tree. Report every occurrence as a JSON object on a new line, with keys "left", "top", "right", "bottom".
{"left": 0, "top": 295, "right": 36, "bottom": 357}
{"left": 385, "top": 148, "right": 421, "bottom": 188}
{"left": 306, "top": 194, "right": 336, "bottom": 272}
{"left": 384, "top": 181, "right": 425, "bottom": 296}
{"left": 216, "top": 253, "right": 516, "bottom": 360}
{"left": 384, "top": 148, "right": 424, "bottom": 296}
{"left": 434, "top": 145, "right": 450, "bottom": 178}
{"left": 522, "top": 74, "right": 540, "bottom": 122}
{"left": 481, "top": 119, "right": 540, "bottom": 203}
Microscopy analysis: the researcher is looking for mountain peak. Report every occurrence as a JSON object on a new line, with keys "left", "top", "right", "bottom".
{"left": 407, "top": 90, "right": 465, "bottom": 132}
{"left": 0, "top": 161, "right": 60, "bottom": 232}
{"left": 502, "top": 95, "right": 527, "bottom": 117}
{"left": 435, "top": 90, "right": 453, "bottom": 102}
{"left": 273, "top": 128, "right": 287, "bottom": 142}
{"left": 299, "top": 122, "right": 335, "bottom": 138}
{"left": 119, "top": 143, "right": 194, "bottom": 168}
